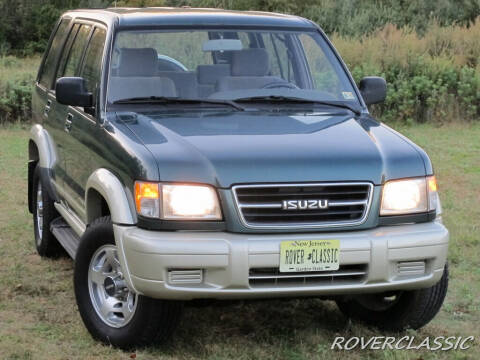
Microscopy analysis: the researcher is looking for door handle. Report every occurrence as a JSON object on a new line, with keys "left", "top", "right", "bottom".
{"left": 44, "top": 100, "right": 52, "bottom": 117}
{"left": 65, "top": 113, "right": 73, "bottom": 132}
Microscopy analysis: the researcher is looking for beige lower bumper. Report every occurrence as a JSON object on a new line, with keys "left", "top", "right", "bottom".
{"left": 114, "top": 221, "right": 449, "bottom": 300}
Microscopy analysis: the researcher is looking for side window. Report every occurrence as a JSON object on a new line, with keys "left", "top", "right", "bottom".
{"left": 55, "top": 24, "right": 81, "bottom": 85}
{"left": 261, "top": 33, "right": 296, "bottom": 84}
{"left": 299, "top": 34, "right": 341, "bottom": 95}
{"left": 62, "top": 24, "right": 92, "bottom": 78}
{"left": 80, "top": 28, "right": 107, "bottom": 101}
{"left": 38, "top": 19, "right": 70, "bottom": 88}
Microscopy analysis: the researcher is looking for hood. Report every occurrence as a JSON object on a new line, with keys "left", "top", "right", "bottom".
{"left": 117, "top": 111, "right": 427, "bottom": 187}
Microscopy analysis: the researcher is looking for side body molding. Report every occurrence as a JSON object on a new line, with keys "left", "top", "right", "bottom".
{"left": 85, "top": 168, "right": 138, "bottom": 225}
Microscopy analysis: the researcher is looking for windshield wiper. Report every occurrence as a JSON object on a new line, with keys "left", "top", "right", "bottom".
{"left": 233, "top": 95, "right": 362, "bottom": 115}
{"left": 112, "top": 96, "right": 245, "bottom": 111}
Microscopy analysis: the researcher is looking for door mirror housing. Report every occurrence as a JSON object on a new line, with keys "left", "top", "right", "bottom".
{"left": 359, "top": 76, "right": 387, "bottom": 105}
{"left": 55, "top": 77, "right": 93, "bottom": 108}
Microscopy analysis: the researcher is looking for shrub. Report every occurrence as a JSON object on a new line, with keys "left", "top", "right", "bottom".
{"left": 0, "top": 56, "right": 39, "bottom": 124}
{"left": 333, "top": 21, "right": 480, "bottom": 123}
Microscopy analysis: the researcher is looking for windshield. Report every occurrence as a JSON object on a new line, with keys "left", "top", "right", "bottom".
{"left": 107, "top": 29, "right": 360, "bottom": 108}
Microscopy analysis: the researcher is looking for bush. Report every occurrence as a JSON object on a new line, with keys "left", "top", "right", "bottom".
{"left": 0, "top": 81, "right": 33, "bottom": 124}
{"left": 0, "top": 56, "right": 39, "bottom": 124}
{"left": 333, "top": 21, "right": 480, "bottom": 123}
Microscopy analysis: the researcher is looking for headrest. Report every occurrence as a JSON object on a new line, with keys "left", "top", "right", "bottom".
{"left": 231, "top": 48, "right": 270, "bottom": 76}
{"left": 118, "top": 48, "right": 158, "bottom": 77}
{"left": 196, "top": 64, "right": 231, "bottom": 84}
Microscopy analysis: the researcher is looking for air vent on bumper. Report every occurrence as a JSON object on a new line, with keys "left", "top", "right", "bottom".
{"left": 397, "top": 261, "right": 426, "bottom": 277}
{"left": 168, "top": 269, "right": 203, "bottom": 284}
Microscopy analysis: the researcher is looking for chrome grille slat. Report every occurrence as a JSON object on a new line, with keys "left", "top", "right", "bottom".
{"left": 237, "top": 190, "right": 368, "bottom": 197}
{"left": 233, "top": 182, "right": 374, "bottom": 229}
{"left": 242, "top": 209, "right": 364, "bottom": 217}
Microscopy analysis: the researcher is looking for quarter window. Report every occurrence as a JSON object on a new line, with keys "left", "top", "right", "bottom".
{"left": 38, "top": 19, "right": 70, "bottom": 89}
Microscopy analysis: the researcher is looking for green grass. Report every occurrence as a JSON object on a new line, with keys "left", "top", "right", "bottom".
{"left": 0, "top": 123, "right": 479, "bottom": 359}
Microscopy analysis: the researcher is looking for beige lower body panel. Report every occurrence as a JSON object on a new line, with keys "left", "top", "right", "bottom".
{"left": 114, "top": 221, "right": 449, "bottom": 300}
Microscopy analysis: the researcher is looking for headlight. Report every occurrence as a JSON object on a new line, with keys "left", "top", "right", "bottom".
{"left": 134, "top": 182, "right": 222, "bottom": 220}
{"left": 380, "top": 176, "right": 438, "bottom": 216}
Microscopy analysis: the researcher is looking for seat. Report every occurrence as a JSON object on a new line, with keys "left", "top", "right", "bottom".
{"left": 109, "top": 48, "right": 178, "bottom": 102}
{"left": 216, "top": 48, "right": 285, "bottom": 92}
{"left": 117, "top": 48, "right": 159, "bottom": 77}
{"left": 196, "top": 64, "right": 231, "bottom": 97}
{"left": 158, "top": 71, "right": 198, "bottom": 98}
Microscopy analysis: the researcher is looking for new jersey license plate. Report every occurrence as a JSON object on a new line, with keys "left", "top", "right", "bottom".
{"left": 280, "top": 239, "right": 340, "bottom": 272}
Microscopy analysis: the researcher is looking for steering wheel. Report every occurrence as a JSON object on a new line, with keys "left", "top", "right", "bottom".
{"left": 262, "top": 82, "right": 299, "bottom": 90}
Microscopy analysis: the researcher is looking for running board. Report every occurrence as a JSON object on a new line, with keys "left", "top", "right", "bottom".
{"left": 50, "top": 217, "right": 80, "bottom": 259}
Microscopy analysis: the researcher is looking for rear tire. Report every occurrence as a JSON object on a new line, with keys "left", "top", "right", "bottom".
{"left": 32, "top": 165, "right": 62, "bottom": 257}
{"left": 74, "top": 216, "right": 183, "bottom": 349}
{"left": 336, "top": 264, "right": 449, "bottom": 331}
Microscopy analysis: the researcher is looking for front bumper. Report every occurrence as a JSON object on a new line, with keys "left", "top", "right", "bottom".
{"left": 114, "top": 220, "right": 448, "bottom": 300}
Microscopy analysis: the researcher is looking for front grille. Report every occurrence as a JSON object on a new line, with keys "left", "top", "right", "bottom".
{"left": 233, "top": 182, "right": 373, "bottom": 229}
{"left": 249, "top": 264, "right": 367, "bottom": 288}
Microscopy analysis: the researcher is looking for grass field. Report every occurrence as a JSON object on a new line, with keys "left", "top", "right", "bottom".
{"left": 0, "top": 123, "right": 479, "bottom": 359}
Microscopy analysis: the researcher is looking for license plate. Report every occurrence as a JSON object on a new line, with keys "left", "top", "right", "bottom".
{"left": 280, "top": 239, "right": 340, "bottom": 272}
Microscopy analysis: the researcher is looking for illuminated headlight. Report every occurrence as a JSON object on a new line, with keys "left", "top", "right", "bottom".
{"left": 134, "top": 181, "right": 222, "bottom": 220}
{"left": 380, "top": 176, "right": 438, "bottom": 216}
{"left": 161, "top": 184, "right": 222, "bottom": 220}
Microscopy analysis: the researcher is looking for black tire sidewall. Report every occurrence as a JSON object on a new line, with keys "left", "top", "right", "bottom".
{"left": 74, "top": 217, "right": 182, "bottom": 349}
{"left": 32, "top": 165, "right": 61, "bottom": 256}
{"left": 336, "top": 265, "right": 449, "bottom": 331}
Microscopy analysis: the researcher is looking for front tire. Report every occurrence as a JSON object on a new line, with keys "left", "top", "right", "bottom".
{"left": 336, "top": 264, "right": 449, "bottom": 331}
{"left": 74, "top": 216, "right": 183, "bottom": 349}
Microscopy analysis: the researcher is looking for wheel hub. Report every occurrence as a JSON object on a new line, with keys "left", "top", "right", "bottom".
{"left": 103, "top": 276, "right": 127, "bottom": 297}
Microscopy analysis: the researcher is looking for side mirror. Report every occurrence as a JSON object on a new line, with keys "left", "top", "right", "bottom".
{"left": 55, "top": 77, "right": 93, "bottom": 108}
{"left": 359, "top": 76, "right": 387, "bottom": 105}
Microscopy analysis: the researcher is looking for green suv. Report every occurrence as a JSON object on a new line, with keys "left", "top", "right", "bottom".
{"left": 29, "top": 7, "right": 449, "bottom": 349}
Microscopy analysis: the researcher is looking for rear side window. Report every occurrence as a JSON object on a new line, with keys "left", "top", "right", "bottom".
{"left": 80, "top": 28, "right": 107, "bottom": 100}
{"left": 62, "top": 24, "right": 92, "bottom": 78}
{"left": 38, "top": 19, "right": 70, "bottom": 88}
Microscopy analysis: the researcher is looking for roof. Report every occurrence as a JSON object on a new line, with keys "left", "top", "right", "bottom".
{"left": 67, "top": 7, "right": 315, "bottom": 29}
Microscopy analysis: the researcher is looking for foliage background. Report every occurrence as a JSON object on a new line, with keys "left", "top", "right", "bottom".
{"left": 1, "top": 0, "right": 480, "bottom": 124}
